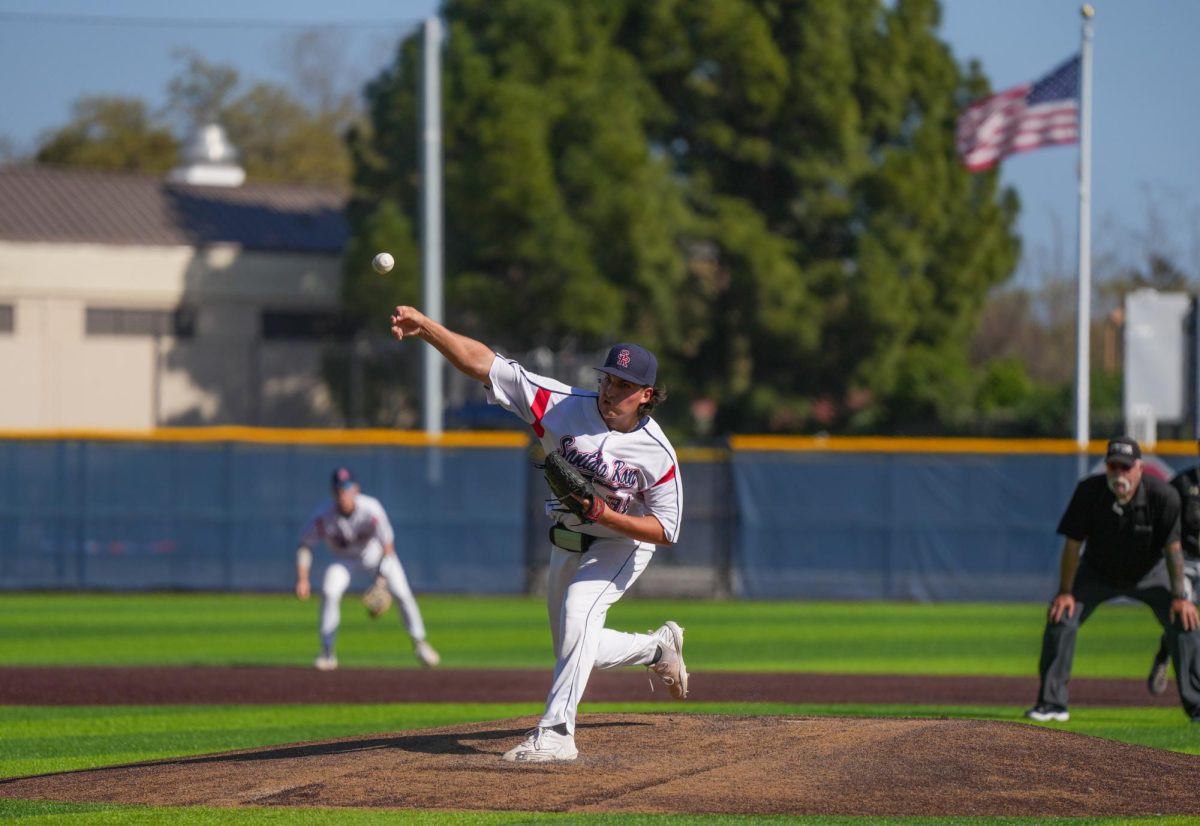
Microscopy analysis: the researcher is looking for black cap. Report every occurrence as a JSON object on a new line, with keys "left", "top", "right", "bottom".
{"left": 1105, "top": 437, "right": 1142, "bottom": 467}
{"left": 331, "top": 467, "right": 356, "bottom": 490}
{"left": 594, "top": 343, "right": 657, "bottom": 386}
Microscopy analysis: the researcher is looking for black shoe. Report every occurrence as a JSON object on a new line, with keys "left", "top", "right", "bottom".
{"left": 1024, "top": 704, "right": 1069, "bottom": 722}
{"left": 1148, "top": 653, "right": 1170, "bottom": 696}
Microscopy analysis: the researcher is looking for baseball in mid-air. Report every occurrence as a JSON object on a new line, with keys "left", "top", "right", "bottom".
{"left": 372, "top": 252, "right": 395, "bottom": 274}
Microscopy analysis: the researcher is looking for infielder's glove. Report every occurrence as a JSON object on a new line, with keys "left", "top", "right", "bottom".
{"left": 362, "top": 577, "right": 392, "bottom": 619}
{"left": 542, "top": 451, "right": 606, "bottom": 522}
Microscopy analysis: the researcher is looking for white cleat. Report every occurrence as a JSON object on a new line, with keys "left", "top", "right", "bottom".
{"left": 501, "top": 727, "right": 578, "bottom": 763}
{"left": 648, "top": 621, "right": 688, "bottom": 699}
{"left": 314, "top": 654, "right": 338, "bottom": 672}
{"left": 415, "top": 639, "right": 441, "bottom": 669}
{"left": 1024, "top": 705, "right": 1069, "bottom": 722}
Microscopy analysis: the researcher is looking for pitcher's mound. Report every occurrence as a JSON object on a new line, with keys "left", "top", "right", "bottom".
{"left": 3, "top": 714, "right": 1199, "bottom": 816}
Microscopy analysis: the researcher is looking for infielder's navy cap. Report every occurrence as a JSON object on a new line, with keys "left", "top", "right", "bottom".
{"left": 595, "top": 343, "right": 657, "bottom": 386}
{"left": 331, "top": 467, "right": 356, "bottom": 489}
{"left": 1105, "top": 436, "right": 1141, "bottom": 467}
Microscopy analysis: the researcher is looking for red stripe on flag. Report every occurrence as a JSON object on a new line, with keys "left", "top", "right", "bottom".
{"left": 530, "top": 388, "right": 550, "bottom": 438}
{"left": 956, "top": 56, "right": 1080, "bottom": 173}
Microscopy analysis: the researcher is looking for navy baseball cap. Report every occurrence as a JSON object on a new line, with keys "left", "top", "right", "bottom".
{"left": 331, "top": 467, "right": 356, "bottom": 489}
{"left": 1105, "top": 437, "right": 1141, "bottom": 467}
{"left": 595, "top": 343, "right": 657, "bottom": 386}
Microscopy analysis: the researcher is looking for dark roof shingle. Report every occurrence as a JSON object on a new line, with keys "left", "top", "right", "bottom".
{"left": 0, "top": 164, "right": 349, "bottom": 253}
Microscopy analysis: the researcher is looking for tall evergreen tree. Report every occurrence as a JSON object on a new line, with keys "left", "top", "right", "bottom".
{"left": 349, "top": 0, "right": 691, "bottom": 354}
{"left": 346, "top": 0, "right": 1019, "bottom": 436}
{"left": 623, "top": 0, "right": 1019, "bottom": 431}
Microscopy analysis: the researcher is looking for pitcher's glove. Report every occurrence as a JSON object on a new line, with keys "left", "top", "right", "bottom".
{"left": 543, "top": 451, "right": 606, "bottom": 523}
{"left": 362, "top": 577, "right": 392, "bottom": 619}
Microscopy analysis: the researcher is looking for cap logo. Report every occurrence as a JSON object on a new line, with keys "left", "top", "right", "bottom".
{"left": 596, "top": 342, "right": 657, "bottom": 387}
{"left": 1113, "top": 444, "right": 1132, "bottom": 455}
{"left": 336, "top": 469, "right": 350, "bottom": 481}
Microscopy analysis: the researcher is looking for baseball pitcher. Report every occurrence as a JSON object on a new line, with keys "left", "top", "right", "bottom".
{"left": 390, "top": 305, "right": 686, "bottom": 764}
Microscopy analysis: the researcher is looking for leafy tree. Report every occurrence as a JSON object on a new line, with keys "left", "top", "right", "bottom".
{"left": 167, "top": 50, "right": 356, "bottom": 187}
{"left": 346, "top": 0, "right": 1020, "bottom": 436}
{"left": 977, "top": 358, "right": 1034, "bottom": 414}
{"left": 970, "top": 183, "right": 1199, "bottom": 439}
{"left": 348, "top": 0, "right": 690, "bottom": 354}
{"left": 1103, "top": 253, "right": 1190, "bottom": 295}
{"left": 274, "top": 29, "right": 361, "bottom": 117}
{"left": 221, "top": 83, "right": 352, "bottom": 186}
{"left": 35, "top": 97, "right": 179, "bottom": 174}
{"left": 37, "top": 45, "right": 356, "bottom": 187}
{"left": 624, "top": 0, "right": 1019, "bottom": 433}
{"left": 341, "top": 198, "right": 421, "bottom": 317}
{"left": 165, "top": 50, "right": 240, "bottom": 134}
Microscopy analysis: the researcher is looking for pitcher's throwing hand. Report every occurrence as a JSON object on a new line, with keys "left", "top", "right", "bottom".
{"left": 390, "top": 306, "right": 427, "bottom": 340}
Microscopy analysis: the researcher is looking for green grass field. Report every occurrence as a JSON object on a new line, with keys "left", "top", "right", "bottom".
{"left": 0, "top": 593, "right": 1195, "bottom": 825}
{"left": 0, "top": 593, "right": 1173, "bottom": 675}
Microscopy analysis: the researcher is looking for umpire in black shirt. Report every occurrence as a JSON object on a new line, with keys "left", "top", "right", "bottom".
{"left": 1026, "top": 436, "right": 1200, "bottom": 722}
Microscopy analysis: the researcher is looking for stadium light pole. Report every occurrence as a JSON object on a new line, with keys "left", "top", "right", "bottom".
{"left": 1073, "top": 4, "right": 1094, "bottom": 453}
{"left": 421, "top": 16, "right": 444, "bottom": 438}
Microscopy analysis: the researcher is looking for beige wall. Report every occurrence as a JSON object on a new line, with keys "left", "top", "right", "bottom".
{"left": 0, "top": 241, "right": 343, "bottom": 429}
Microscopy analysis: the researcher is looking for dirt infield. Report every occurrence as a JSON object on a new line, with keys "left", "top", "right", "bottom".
{"left": 3, "top": 667, "right": 1195, "bottom": 816}
{"left": 4, "top": 713, "right": 1200, "bottom": 816}
{"left": 0, "top": 665, "right": 1182, "bottom": 707}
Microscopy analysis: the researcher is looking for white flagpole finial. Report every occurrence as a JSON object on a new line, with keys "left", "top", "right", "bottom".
{"left": 1081, "top": 4, "right": 1094, "bottom": 19}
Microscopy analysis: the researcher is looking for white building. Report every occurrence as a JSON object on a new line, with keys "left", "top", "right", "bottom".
{"left": 0, "top": 148, "right": 352, "bottom": 429}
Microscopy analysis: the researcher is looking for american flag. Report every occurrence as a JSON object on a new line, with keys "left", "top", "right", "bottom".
{"left": 956, "top": 56, "right": 1080, "bottom": 172}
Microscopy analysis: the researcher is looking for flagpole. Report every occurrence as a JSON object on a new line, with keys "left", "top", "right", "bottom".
{"left": 1074, "top": 4, "right": 1095, "bottom": 453}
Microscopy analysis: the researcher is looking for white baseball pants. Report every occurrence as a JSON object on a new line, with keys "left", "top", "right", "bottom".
{"left": 319, "top": 541, "right": 427, "bottom": 655}
{"left": 537, "top": 538, "right": 662, "bottom": 734}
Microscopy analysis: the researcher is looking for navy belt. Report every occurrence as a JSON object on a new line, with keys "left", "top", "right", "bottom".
{"left": 549, "top": 525, "right": 595, "bottom": 553}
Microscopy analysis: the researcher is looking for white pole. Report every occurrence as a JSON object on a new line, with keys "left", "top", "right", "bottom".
{"left": 421, "top": 17, "right": 444, "bottom": 438}
{"left": 1074, "top": 5, "right": 1094, "bottom": 452}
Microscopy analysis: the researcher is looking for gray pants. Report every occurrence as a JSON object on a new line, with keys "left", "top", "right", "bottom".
{"left": 1037, "top": 560, "right": 1200, "bottom": 717}
{"left": 1154, "top": 559, "right": 1200, "bottom": 663}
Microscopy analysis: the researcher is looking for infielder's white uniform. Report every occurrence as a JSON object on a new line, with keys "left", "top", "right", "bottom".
{"left": 299, "top": 494, "right": 428, "bottom": 654}
{"left": 486, "top": 355, "right": 683, "bottom": 735}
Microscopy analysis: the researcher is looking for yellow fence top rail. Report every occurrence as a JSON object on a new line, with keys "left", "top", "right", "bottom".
{"left": 1, "top": 430, "right": 1195, "bottom": 457}
{"left": 0, "top": 427, "right": 528, "bottom": 448}
{"left": 729, "top": 435, "right": 1200, "bottom": 456}
{"left": 0, "top": 429, "right": 737, "bottom": 460}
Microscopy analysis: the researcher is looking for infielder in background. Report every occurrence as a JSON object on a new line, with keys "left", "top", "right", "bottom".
{"left": 295, "top": 467, "right": 440, "bottom": 670}
{"left": 389, "top": 305, "right": 687, "bottom": 763}
{"left": 1026, "top": 437, "right": 1200, "bottom": 723}
{"left": 1147, "top": 442, "right": 1200, "bottom": 695}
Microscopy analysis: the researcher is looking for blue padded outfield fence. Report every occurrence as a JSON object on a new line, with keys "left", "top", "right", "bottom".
{"left": 2, "top": 430, "right": 1197, "bottom": 601}
{"left": 0, "top": 429, "right": 529, "bottom": 595}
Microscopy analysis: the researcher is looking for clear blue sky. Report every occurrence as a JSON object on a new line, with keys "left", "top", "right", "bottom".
{"left": 0, "top": 0, "right": 1195, "bottom": 285}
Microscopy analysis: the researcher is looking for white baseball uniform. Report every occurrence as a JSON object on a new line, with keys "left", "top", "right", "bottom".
{"left": 299, "top": 493, "right": 428, "bottom": 655}
{"left": 486, "top": 355, "right": 683, "bottom": 734}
